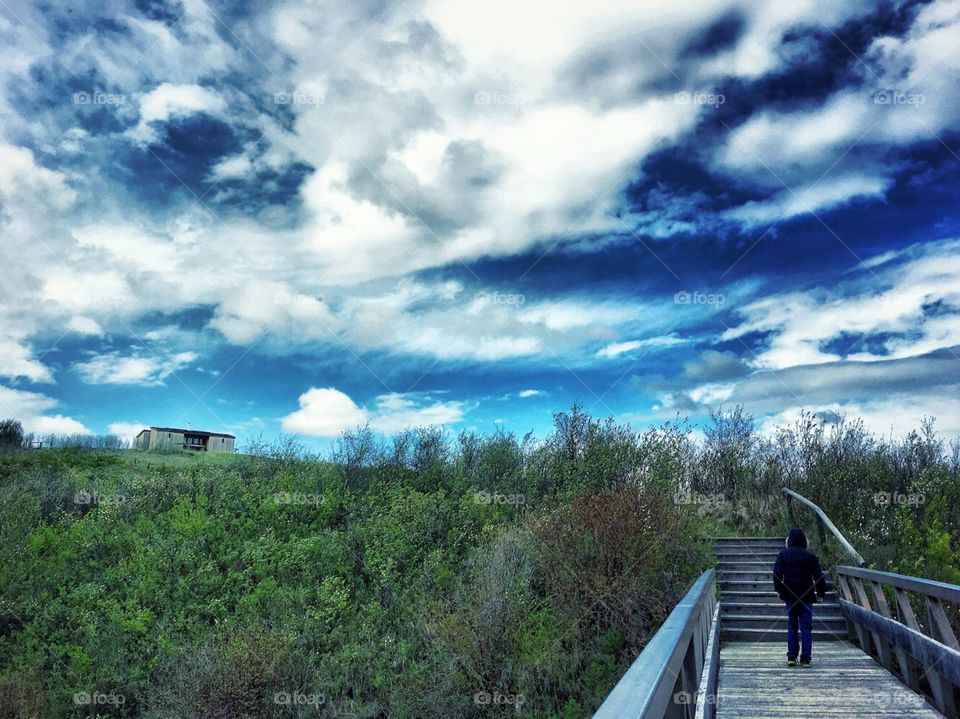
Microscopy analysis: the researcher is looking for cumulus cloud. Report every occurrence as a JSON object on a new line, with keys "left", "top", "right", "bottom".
{"left": 107, "top": 421, "right": 149, "bottom": 443}
{"left": 0, "top": 385, "right": 90, "bottom": 436}
{"left": 281, "top": 387, "right": 464, "bottom": 437}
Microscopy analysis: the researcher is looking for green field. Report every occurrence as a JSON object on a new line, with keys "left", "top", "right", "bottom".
{"left": 1, "top": 408, "right": 958, "bottom": 717}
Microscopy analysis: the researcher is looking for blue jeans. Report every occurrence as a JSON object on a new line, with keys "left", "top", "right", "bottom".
{"left": 787, "top": 603, "right": 813, "bottom": 662}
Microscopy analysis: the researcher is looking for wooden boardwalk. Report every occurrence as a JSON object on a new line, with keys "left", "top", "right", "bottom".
{"left": 715, "top": 642, "right": 943, "bottom": 718}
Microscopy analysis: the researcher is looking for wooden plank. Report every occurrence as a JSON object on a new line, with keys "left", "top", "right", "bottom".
{"left": 715, "top": 642, "right": 943, "bottom": 718}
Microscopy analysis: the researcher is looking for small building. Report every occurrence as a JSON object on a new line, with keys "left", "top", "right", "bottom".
{"left": 134, "top": 426, "right": 236, "bottom": 453}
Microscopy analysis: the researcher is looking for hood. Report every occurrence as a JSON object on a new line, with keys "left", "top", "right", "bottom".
{"left": 786, "top": 527, "right": 808, "bottom": 548}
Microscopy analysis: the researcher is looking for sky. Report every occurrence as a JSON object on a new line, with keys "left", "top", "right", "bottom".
{"left": 2, "top": 0, "right": 960, "bottom": 449}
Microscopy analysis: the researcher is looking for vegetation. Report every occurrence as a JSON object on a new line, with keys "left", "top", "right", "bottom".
{"left": 0, "top": 406, "right": 958, "bottom": 718}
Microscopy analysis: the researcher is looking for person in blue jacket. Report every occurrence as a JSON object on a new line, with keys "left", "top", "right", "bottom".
{"left": 773, "top": 528, "right": 827, "bottom": 667}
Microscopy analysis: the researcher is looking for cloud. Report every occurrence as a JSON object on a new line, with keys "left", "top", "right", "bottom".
{"left": 0, "top": 142, "right": 76, "bottom": 211}
{"left": 0, "top": 385, "right": 90, "bottom": 436}
{"left": 209, "top": 280, "right": 335, "bottom": 346}
{"left": 716, "top": 0, "right": 960, "bottom": 214}
{"left": 596, "top": 334, "right": 688, "bottom": 358}
{"left": 74, "top": 350, "right": 198, "bottom": 386}
{"left": 107, "top": 421, "right": 149, "bottom": 443}
{"left": 722, "top": 239, "right": 960, "bottom": 369}
{"left": 0, "top": 332, "right": 53, "bottom": 383}
{"left": 724, "top": 175, "right": 892, "bottom": 226}
{"left": 518, "top": 389, "right": 545, "bottom": 398}
{"left": 127, "top": 83, "right": 228, "bottom": 143}
{"left": 281, "top": 387, "right": 464, "bottom": 437}
{"left": 67, "top": 316, "right": 105, "bottom": 337}
{"left": 281, "top": 388, "right": 370, "bottom": 437}
{"left": 367, "top": 392, "right": 465, "bottom": 433}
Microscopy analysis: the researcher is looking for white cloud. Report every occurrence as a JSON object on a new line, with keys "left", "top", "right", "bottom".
{"left": 280, "top": 387, "right": 465, "bottom": 437}
{"left": 209, "top": 280, "right": 335, "bottom": 345}
{"left": 722, "top": 239, "right": 960, "bottom": 370}
{"left": 281, "top": 387, "right": 370, "bottom": 437}
{"left": 717, "top": 0, "right": 960, "bottom": 205}
{"left": 0, "top": 332, "right": 53, "bottom": 383}
{"left": 596, "top": 334, "right": 688, "bottom": 358}
{"left": 75, "top": 350, "right": 198, "bottom": 386}
{"left": 67, "top": 316, "right": 105, "bottom": 337}
{"left": 0, "top": 142, "right": 76, "bottom": 211}
{"left": 367, "top": 392, "right": 465, "bottom": 433}
{"left": 107, "top": 421, "right": 149, "bottom": 443}
{"left": 128, "top": 83, "right": 227, "bottom": 143}
{"left": 0, "top": 384, "right": 90, "bottom": 436}
{"left": 518, "top": 389, "right": 544, "bottom": 398}
{"left": 725, "top": 175, "right": 892, "bottom": 226}
{"left": 759, "top": 395, "right": 960, "bottom": 439}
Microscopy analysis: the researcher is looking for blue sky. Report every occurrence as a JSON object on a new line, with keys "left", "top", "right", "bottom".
{"left": 2, "top": 0, "right": 960, "bottom": 449}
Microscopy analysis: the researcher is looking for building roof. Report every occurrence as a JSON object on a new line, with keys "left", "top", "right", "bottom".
{"left": 139, "top": 426, "right": 235, "bottom": 439}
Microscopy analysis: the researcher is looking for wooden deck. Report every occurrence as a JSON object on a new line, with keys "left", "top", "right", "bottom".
{"left": 715, "top": 642, "right": 944, "bottom": 718}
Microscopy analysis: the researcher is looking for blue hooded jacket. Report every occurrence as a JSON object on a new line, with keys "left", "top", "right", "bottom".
{"left": 773, "top": 528, "right": 827, "bottom": 605}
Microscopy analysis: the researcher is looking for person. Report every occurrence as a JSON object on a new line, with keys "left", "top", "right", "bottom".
{"left": 772, "top": 527, "right": 827, "bottom": 667}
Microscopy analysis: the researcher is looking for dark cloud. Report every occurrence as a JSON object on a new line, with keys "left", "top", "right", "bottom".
{"left": 681, "top": 11, "right": 746, "bottom": 58}
{"left": 682, "top": 350, "right": 751, "bottom": 382}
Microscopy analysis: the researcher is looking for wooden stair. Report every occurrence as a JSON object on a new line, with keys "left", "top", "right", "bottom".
{"left": 713, "top": 537, "right": 848, "bottom": 642}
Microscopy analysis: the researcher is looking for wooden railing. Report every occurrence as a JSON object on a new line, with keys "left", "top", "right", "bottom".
{"left": 837, "top": 566, "right": 960, "bottom": 717}
{"left": 593, "top": 569, "right": 719, "bottom": 719}
{"left": 782, "top": 487, "right": 866, "bottom": 566}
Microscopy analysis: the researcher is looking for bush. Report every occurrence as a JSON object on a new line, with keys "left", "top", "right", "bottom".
{"left": 0, "top": 419, "right": 24, "bottom": 451}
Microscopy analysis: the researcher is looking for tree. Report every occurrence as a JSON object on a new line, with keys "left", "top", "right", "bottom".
{"left": 0, "top": 418, "right": 24, "bottom": 450}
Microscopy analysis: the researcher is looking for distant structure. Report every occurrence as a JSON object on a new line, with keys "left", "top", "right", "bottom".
{"left": 134, "top": 426, "right": 236, "bottom": 453}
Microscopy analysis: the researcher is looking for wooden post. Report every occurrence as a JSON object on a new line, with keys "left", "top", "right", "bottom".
{"left": 851, "top": 576, "right": 891, "bottom": 668}
{"left": 925, "top": 596, "right": 958, "bottom": 716}
{"left": 871, "top": 580, "right": 914, "bottom": 685}
{"left": 840, "top": 574, "right": 870, "bottom": 651}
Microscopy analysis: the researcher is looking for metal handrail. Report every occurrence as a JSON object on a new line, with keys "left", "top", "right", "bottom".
{"left": 837, "top": 565, "right": 960, "bottom": 717}
{"left": 781, "top": 487, "right": 866, "bottom": 566}
{"left": 593, "top": 568, "right": 718, "bottom": 719}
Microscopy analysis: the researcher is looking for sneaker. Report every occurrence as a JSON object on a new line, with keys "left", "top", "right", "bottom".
{"left": 800, "top": 661, "right": 812, "bottom": 668}
{"left": 787, "top": 659, "right": 797, "bottom": 667}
